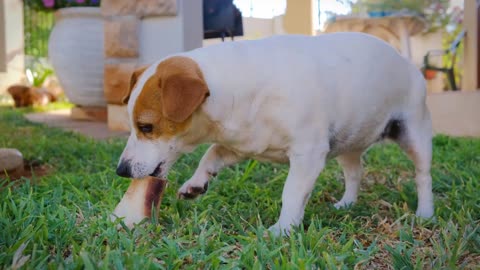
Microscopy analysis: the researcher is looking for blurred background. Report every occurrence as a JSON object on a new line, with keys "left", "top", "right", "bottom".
{"left": 0, "top": 0, "right": 478, "bottom": 137}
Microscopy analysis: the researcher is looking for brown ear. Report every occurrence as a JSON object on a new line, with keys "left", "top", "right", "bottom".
{"left": 161, "top": 74, "right": 209, "bottom": 123}
{"left": 123, "top": 66, "right": 149, "bottom": 104}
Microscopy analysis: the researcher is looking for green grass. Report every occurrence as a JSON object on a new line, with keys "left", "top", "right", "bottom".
{"left": 0, "top": 104, "right": 479, "bottom": 269}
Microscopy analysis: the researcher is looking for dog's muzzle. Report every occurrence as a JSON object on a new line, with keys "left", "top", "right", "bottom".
{"left": 149, "top": 161, "right": 165, "bottom": 177}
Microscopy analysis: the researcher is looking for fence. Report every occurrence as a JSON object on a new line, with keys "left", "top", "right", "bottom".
{"left": 23, "top": 2, "right": 55, "bottom": 59}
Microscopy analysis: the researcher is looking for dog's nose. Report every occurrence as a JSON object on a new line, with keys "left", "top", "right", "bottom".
{"left": 116, "top": 160, "right": 132, "bottom": 178}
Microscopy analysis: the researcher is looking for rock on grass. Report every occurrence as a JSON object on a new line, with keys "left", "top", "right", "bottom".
{"left": 0, "top": 148, "right": 24, "bottom": 172}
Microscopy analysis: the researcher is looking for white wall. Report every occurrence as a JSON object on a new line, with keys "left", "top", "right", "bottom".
{"left": 139, "top": 0, "right": 203, "bottom": 65}
{"left": 0, "top": 0, "right": 25, "bottom": 94}
{"left": 411, "top": 31, "right": 446, "bottom": 92}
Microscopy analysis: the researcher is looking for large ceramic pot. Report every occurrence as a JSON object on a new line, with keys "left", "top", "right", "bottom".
{"left": 48, "top": 7, "right": 105, "bottom": 107}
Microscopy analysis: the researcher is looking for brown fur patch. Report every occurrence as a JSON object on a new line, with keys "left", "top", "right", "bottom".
{"left": 133, "top": 56, "right": 210, "bottom": 140}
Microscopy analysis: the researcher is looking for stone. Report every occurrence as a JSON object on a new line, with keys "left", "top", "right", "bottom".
{"left": 101, "top": 0, "right": 136, "bottom": 16}
{"left": 136, "top": 0, "right": 177, "bottom": 17}
{"left": 70, "top": 106, "right": 108, "bottom": 122}
{"left": 104, "top": 16, "right": 139, "bottom": 58}
{"left": 0, "top": 148, "right": 24, "bottom": 172}
{"left": 104, "top": 62, "right": 137, "bottom": 105}
{"left": 42, "top": 75, "right": 64, "bottom": 98}
{"left": 108, "top": 104, "right": 130, "bottom": 131}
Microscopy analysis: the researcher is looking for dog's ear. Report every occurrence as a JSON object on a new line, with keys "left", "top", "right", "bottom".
{"left": 160, "top": 73, "right": 209, "bottom": 123}
{"left": 123, "top": 66, "right": 149, "bottom": 105}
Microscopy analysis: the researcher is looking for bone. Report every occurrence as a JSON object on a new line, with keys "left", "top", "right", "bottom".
{"left": 111, "top": 176, "right": 167, "bottom": 228}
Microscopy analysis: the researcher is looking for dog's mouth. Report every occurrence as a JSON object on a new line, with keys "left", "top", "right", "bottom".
{"left": 149, "top": 161, "right": 165, "bottom": 177}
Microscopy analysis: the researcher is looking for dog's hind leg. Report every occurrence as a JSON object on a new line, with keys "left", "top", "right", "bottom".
{"left": 269, "top": 146, "right": 328, "bottom": 236}
{"left": 395, "top": 109, "right": 434, "bottom": 218}
{"left": 334, "top": 151, "right": 363, "bottom": 209}
{"left": 178, "top": 144, "right": 243, "bottom": 199}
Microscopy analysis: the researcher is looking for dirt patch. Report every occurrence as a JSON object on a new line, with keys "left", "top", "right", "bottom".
{"left": 0, "top": 159, "right": 52, "bottom": 182}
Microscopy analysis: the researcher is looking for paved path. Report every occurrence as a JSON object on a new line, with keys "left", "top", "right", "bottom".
{"left": 25, "top": 109, "right": 128, "bottom": 140}
{"left": 23, "top": 90, "right": 480, "bottom": 139}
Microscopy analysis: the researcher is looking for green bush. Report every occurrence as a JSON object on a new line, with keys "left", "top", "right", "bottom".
{"left": 23, "top": 4, "right": 55, "bottom": 58}
{"left": 26, "top": 58, "right": 54, "bottom": 87}
{"left": 24, "top": 0, "right": 100, "bottom": 11}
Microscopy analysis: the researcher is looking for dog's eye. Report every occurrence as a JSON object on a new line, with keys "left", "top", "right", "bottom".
{"left": 138, "top": 123, "right": 153, "bottom": 134}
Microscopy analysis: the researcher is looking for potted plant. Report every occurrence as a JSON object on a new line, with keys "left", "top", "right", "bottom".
{"left": 26, "top": 0, "right": 106, "bottom": 107}
{"left": 352, "top": 0, "right": 434, "bottom": 18}
{"left": 27, "top": 0, "right": 100, "bottom": 11}
{"left": 423, "top": 69, "right": 437, "bottom": 80}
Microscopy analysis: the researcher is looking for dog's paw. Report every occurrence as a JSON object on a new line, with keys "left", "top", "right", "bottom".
{"left": 177, "top": 181, "right": 209, "bottom": 199}
{"left": 415, "top": 206, "right": 434, "bottom": 219}
{"left": 268, "top": 222, "right": 292, "bottom": 237}
{"left": 333, "top": 199, "right": 355, "bottom": 209}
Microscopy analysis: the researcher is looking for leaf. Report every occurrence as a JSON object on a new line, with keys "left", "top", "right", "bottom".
{"left": 11, "top": 241, "right": 30, "bottom": 270}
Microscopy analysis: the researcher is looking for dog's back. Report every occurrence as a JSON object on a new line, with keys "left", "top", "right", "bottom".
{"left": 182, "top": 33, "right": 427, "bottom": 158}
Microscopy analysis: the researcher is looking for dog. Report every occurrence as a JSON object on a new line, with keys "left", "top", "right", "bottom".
{"left": 115, "top": 33, "right": 434, "bottom": 235}
{"left": 7, "top": 85, "right": 57, "bottom": 107}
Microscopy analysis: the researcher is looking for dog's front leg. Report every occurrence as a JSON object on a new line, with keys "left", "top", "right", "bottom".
{"left": 178, "top": 144, "right": 243, "bottom": 199}
{"left": 269, "top": 149, "right": 327, "bottom": 236}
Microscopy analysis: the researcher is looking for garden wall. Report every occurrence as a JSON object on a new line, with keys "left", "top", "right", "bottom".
{"left": 101, "top": 0, "right": 203, "bottom": 130}
{"left": 0, "top": 0, "right": 25, "bottom": 95}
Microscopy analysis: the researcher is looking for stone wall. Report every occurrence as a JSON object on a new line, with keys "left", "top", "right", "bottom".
{"left": 101, "top": 0, "right": 203, "bottom": 131}
{"left": 0, "top": 0, "right": 25, "bottom": 95}
{"left": 101, "top": 0, "right": 177, "bottom": 105}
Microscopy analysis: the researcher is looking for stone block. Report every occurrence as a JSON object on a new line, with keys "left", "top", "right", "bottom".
{"left": 108, "top": 104, "right": 130, "bottom": 131}
{"left": 136, "top": 0, "right": 177, "bottom": 17}
{"left": 104, "top": 62, "right": 138, "bottom": 105}
{"left": 101, "top": 0, "right": 136, "bottom": 16}
{"left": 104, "top": 16, "right": 139, "bottom": 58}
{"left": 70, "top": 106, "right": 108, "bottom": 122}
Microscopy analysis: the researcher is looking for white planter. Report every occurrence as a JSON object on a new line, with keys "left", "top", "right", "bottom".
{"left": 48, "top": 7, "right": 105, "bottom": 107}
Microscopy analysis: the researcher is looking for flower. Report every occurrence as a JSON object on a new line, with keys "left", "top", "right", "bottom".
{"left": 29, "top": 0, "right": 101, "bottom": 11}
{"left": 42, "top": 0, "right": 55, "bottom": 8}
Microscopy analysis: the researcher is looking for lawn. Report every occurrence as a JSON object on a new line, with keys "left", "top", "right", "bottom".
{"left": 0, "top": 104, "right": 479, "bottom": 269}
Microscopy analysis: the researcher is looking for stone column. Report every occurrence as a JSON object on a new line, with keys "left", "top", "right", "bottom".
{"left": 0, "top": 0, "right": 25, "bottom": 94}
{"left": 0, "top": 0, "right": 6, "bottom": 72}
{"left": 463, "top": 0, "right": 479, "bottom": 90}
{"left": 101, "top": 0, "right": 202, "bottom": 131}
{"left": 283, "top": 0, "right": 315, "bottom": 35}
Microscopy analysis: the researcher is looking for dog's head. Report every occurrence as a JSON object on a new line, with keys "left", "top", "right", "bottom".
{"left": 116, "top": 56, "right": 210, "bottom": 178}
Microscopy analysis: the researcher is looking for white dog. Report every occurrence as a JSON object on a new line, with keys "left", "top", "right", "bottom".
{"left": 115, "top": 33, "right": 434, "bottom": 235}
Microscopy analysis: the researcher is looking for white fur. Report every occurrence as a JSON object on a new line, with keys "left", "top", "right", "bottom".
{"left": 119, "top": 33, "right": 434, "bottom": 235}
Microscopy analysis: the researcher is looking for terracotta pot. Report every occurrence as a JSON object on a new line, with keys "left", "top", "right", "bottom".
{"left": 48, "top": 7, "right": 105, "bottom": 106}
{"left": 424, "top": 69, "right": 437, "bottom": 80}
